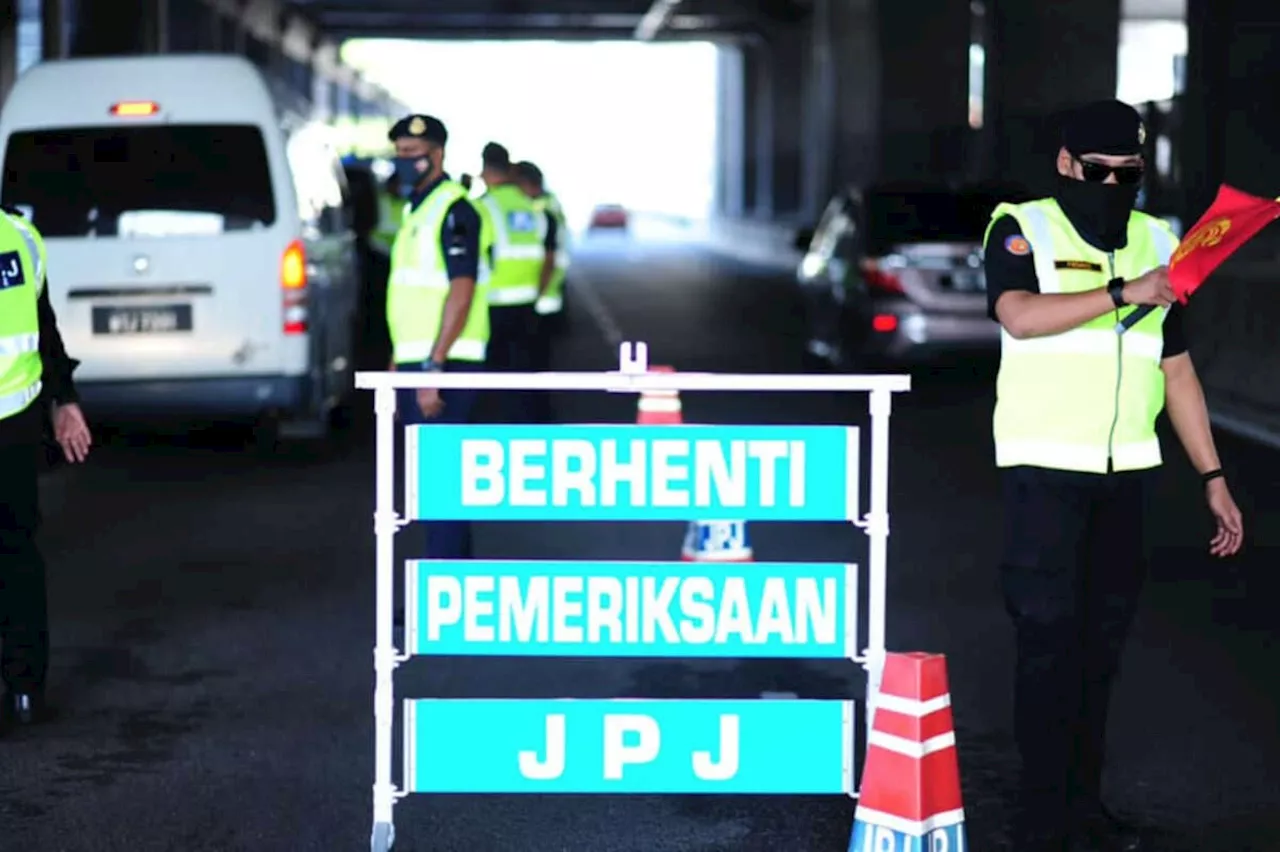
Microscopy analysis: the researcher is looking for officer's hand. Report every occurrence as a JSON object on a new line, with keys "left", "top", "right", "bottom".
{"left": 1122, "top": 266, "right": 1176, "bottom": 307}
{"left": 1206, "top": 478, "right": 1244, "bottom": 557}
{"left": 416, "top": 388, "right": 444, "bottom": 419}
{"left": 53, "top": 402, "right": 92, "bottom": 463}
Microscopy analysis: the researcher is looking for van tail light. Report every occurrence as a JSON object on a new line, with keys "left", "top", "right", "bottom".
{"left": 859, "top": 258, "right": 905, "bottom": 294}
{"left": 281, "top": 239, "right": 308, "bottom": 335}
{"left": 110, "top": 100, "right": 160, "bottom": 117}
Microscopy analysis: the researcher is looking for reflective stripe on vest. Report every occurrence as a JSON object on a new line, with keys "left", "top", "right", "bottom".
{"left": 387, "top": 182, "right": 490, "bottom": 363}
{"left": 0, "top": 212, "right": 45, "bottom": 420}
{"left": 481, "top": 185, "right": 544, "bottom": 306}
{"left": 989, "top": 199, "right": 1178, "bottom": 474}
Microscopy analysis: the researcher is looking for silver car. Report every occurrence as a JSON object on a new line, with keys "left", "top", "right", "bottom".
{"left": 795, "top": 182, "right": 1026, "bottom": 367}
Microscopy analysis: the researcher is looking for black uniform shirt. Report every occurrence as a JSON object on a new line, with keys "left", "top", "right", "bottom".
{"left": 984, "top": 212, "right": 1187, "bottom": 359}
{"left": 543, "top": 209, "right": 559, "bottom": 252}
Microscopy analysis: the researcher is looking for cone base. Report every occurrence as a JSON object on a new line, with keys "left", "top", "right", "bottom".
{"left": 680, "top": 551, "right": 755, "bottom": 562}
{"left": 848, "top": 819, "right": 966, "bottom": 852}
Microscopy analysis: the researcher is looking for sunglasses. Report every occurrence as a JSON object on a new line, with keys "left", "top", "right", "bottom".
{"left": 1075, "top": 156, "right": 1145, "bottom": 185}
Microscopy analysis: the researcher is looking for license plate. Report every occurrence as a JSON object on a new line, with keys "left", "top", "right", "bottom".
{"left": 92, "top": 304, "right": 193, "bottom": 335}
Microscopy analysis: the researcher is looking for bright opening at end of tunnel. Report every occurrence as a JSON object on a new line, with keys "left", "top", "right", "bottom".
{"left": 340, "top": 38, "right": 720, "bottom": 228}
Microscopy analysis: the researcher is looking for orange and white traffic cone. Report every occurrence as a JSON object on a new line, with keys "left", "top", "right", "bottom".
{"left": 635, "top": 364, "right": 683, "bottom": 425}
{"left": 632, "top": 365, "right": 754, "bottom": 562}
{"left": 848, "top": 652, "right": 966, "bottom": 852}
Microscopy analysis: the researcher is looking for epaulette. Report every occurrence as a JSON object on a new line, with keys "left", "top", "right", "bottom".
{"left": 0, "top": 204, "right": 27, "bottom": 219}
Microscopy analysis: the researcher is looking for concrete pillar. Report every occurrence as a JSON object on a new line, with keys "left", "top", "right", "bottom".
{"left": 983, "top": 0, "right": 1122, "bottom": 194}
{"left": 740, "top": 39, "right": 767, "bottom": 216}
{"left": 41, "top": 0, "right": 65, "bottom": 60}
{"left": 68, "top": 0, "right": 167, "bottom": 55}
{"left": 768, "top": 24, "right": 807, "bottom": 218}
{"left": 876, "top": 0, "right": 971, "bottom": 182}
{"left": 1182, "top": 0, "right": 1280, "bottom": 216}
{"left": 0, "top": 0, "right": 16, "bottom": 104}
{"left": 714, "top": 43, "right": 746, "bottom": 218}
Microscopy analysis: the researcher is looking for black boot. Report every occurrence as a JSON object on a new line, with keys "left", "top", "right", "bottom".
{"left": 1, "top": 690, "right": 53, "bottom": 730}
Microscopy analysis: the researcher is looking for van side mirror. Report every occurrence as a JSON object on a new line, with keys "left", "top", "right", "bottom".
{"left": 793, "top": 226, "right": 816, "bottom": 251}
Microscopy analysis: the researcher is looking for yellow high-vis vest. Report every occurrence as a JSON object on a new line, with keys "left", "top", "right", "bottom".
{"left": 533, "top": 192, "right": 570, "bottom": 315}
{"left": 386, "top": 181, "right": 492, "bottom": 364}
{"left": 0, "top": 210, "right": 47, "bottom": 421}
{"left": 986, "top": 198, "right": 1179, "bottom": 474}
{"left": 370, "top": 191, "right": 405, "bottom": 257}
{"left": 477, "top": 183, "right": 546, "bottom": 308}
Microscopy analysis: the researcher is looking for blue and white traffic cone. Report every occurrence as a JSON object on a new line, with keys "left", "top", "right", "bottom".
{"left": 681, "top": 520, "right": 754, "bottom": 562}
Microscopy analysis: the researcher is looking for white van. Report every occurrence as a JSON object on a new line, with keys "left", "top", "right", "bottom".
{"left": 0, "top": 54, "right": 361, "bottom": 440}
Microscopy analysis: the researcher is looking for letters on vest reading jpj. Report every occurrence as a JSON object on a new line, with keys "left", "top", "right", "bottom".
{"left": 404, "top": 424, "right": 860, "bottom": 521}
{"left": 0, "top": 251, "right": 26, "bottom": 290}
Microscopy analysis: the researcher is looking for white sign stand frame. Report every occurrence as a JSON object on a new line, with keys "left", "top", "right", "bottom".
{"left": 356, "top": 342, "right": 911, "bottom": 852}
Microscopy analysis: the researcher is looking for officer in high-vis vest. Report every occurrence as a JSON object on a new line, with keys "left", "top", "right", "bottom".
{"left": 476, "top": 142, "right": 546, "bottom": 422}
{"left": 368, "top": 174, "right": 405, "bottom": 259}
{"left": 984, "top": 100, "right": 1243, "bottom": 852}
{"left": 513, "top": 160, "right": 570, "bottom": 328}
{"left": 512, "top": 160, "right": 567, "bottom": 423}
{"left": 0, "top": 205, "right": 91, "bottom": 734}
{"left": 386, "top": 113, "right": 491, "bottom": 564}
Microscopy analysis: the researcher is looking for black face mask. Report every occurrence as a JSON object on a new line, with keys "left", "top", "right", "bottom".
{"left": 1054, "top": 174, "right": 1140, "bottom": 251}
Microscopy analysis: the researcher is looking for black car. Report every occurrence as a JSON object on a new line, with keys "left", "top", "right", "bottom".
{"left": 794, "top": 181, "right": 1029, "bottom": 367}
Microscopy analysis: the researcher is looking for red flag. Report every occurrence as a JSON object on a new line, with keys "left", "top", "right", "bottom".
{"left": 1167, "top": 184, "right": 1280, "bottom": 303}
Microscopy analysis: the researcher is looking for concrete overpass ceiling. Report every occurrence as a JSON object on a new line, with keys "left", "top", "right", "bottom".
{"left": 285, "top": 0, "right": 812, "bottom": 40}
{"left": 1121, "top": 0, "right": 1185, "bottom": 20}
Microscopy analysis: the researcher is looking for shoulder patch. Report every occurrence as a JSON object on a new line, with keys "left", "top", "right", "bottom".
{"left": 1004, "top": 234, "right": 1032, "bottom": 256}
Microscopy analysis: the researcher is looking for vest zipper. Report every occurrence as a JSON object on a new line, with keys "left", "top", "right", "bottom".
{"left": 1105, "top": 251, "right": 1121, "bottom": 473}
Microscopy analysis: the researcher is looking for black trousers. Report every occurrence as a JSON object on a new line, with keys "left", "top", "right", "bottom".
{"left": 1001, "top": 465, "right": 1151, "bottom": 844}
{"left": 527, "top": 311, "right": 555, "bottom": 424}
{"left": 487, "top": 303, "right": 538, "bottom": 423}
{"left": 0, "top": 437, "right": 49, "bottom": 694}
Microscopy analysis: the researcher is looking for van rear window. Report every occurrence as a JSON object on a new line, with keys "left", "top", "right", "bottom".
{"left": 1, "top": 125, "right": 276, "bottom": 237}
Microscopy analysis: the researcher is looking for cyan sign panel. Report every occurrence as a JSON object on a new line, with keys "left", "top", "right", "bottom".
{"left": 405, "top": 424, "right": 858, "bottom": 522}
{"left": 403, "top": 698, "right": 854, "bottom": 795}
{"left": 406, "top": 559, "right": 858, "bottom": 659}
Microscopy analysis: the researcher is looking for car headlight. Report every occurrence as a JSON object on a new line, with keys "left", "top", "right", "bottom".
{"left": 799, "top": 254, "right": 825, "bottom": 279}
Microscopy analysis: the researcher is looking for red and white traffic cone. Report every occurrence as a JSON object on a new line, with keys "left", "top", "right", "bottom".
{"left": 848, "top": 652, "right": 967, "bottom": 852}
{"left": 632, "top": 365, "right": 754, "bottom": 562}
{"left": 635, "top": 364, "right": 683, "bottom": 425}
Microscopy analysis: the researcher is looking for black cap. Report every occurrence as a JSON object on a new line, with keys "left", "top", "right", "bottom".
{"left": 388, "top": 114, "right": 447, "bottom": 145}
{"left": 513, "top": 160, "right": 543, "bottom": 185}
{"left": 482, "top": 142, "right": 510, "bottom": 169}
{"left": 1061, "top": 99, "right": 1146, "bottom": 157}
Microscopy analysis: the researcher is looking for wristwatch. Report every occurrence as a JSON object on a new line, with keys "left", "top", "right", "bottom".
{"left": 1106, "top": 278, "right": 1127, "bottom": 309}
{"left": 422, "top": 359, "right": 442, "bottom": 372}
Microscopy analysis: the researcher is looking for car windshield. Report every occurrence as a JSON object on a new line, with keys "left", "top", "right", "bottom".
{"left": 864, "top": 188, "right": 1015, "bottom": 255}
{"left": 1, "top": 124, "right": 276, "bottom": 238}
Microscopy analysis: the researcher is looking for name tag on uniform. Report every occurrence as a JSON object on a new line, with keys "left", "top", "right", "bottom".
{"left": 506, "top": 210, "right": 537, "bottom": 233}
{"left": 1054, "top": 260, "right": 1104, "bottom": 272}
{"left": 0, "top": 250, "right": 25, "bottom": 290}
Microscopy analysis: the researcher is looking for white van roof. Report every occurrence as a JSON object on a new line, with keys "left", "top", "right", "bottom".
{"left": 0, "top": 54, "right": 278, "bottom": 130}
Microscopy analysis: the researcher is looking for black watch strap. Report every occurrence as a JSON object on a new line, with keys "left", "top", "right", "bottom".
{"left": 1107, "top": 278, "right": 1127, "bottom": 308}
{"left": 1202, "top": 468, "right": 1225, "bottom": 484}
